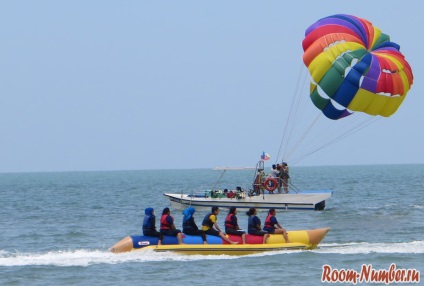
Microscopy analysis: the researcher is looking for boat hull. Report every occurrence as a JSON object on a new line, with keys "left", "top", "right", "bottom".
{"left": 164, "top": 190, "right": 332, "bottom": 211}
{"left": 109, "top": 227, "right": 330, "bottom": 255}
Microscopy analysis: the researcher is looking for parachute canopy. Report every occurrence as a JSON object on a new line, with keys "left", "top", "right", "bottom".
{"left": 302, "top": 14, "right": 414, "bottom": 120}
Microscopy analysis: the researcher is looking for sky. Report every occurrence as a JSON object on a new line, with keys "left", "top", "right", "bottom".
{"left": 0, "top": 1, "right": 422, "bottom": 172}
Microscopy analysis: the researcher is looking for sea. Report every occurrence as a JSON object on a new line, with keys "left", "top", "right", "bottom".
{"left": 0, "top": 164, "right": 423, "bottom": 286}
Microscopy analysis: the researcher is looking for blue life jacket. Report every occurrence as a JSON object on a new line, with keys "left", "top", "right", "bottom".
{"left": 183, "top": 216, "right": 197, "bottom": 231}
{"left": 143, "top": 215, "right": 155, "bottom": 231}
{"left": 202, "top": 213, "right": 214, "bottom": 228}
{"left": 143, "top": 208, "right": 156, "bottom": 231}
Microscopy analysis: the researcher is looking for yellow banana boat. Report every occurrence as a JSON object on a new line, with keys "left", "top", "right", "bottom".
{"left": 109, "top": 227, "right": 330, "bottom": 255}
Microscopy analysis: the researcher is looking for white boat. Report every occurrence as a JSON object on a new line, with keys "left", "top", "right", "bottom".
{"left": 164, "top": 190, "right": 332, "bottom": 211}
{"left": 164, "top": 161, "right": 333, "bottom": 211}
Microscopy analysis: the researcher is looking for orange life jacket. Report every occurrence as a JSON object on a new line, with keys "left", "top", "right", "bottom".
{"left": 225, "top": 213, "right": 236, "bottom": 228}
{"left": 264, "top": 214, "right": 274, "bottom": 229}
{"left": 160, "top": 214, "right": 173, "bottom": 230}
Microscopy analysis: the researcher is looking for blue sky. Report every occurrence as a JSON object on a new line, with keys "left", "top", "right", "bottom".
{"left": 0, "top": 1, "right": 422, "bottom": 172}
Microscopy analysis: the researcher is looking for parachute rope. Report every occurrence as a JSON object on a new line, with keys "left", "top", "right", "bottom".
{"left": 275, "top": 61, "right": 309, "bottom": 164}
{"left": 284, "top": 113, "right": 321, "bottom": 160}
{"left": 289, "top": 116, "right": 379, "bottom": 165}
{"left": 276, "top": 65, "right": 380, "bottom": 165}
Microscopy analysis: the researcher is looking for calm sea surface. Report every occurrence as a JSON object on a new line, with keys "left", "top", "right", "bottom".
{"left": 0, "top": 165, "right": 423, "bottom": 285}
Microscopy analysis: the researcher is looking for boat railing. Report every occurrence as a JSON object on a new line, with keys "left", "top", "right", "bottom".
{"left": 186, "top": 190, "right": 211, "bottom": 198}
{"left": 187, "top": 189, "right": 248, "bottom": 199}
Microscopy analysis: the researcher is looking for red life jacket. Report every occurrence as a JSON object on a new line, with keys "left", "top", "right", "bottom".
{"left": 160, "top": 214, "right": 173, "bottom": 230}
{"left": 264, "top": 214, "right": 275, "bottom": 229}
{"left": 225, "top": 214, "right": 236, "bottom": 228}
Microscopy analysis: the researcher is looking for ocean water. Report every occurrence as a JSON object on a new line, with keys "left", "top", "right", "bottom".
{"left": 0, "top": 165, "right": 423, "bottom": 285}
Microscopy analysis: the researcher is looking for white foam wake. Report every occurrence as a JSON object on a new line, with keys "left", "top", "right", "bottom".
{"left": 0, "top": 249, "right": 244, "bottom": 267}
{"left": 1, "top": 241, "right": 422, "bottom": 267}
{"left": 317, "top": 241, "right": 424, "bottom": 254}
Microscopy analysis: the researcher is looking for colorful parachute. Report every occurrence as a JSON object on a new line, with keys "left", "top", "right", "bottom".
{"left": 302, "top": 14, "right": 414, "bottom": 120}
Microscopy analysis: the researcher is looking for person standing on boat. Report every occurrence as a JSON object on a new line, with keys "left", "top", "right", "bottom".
{"left": 266, "top": 164, "right": 279, "bottom": 194}
{"left": 263, "top": 208, "right": 289, "bottom": 243}
{"left": 246, "top": 207, "right": 269, "bottom": 244}
{"left": 202, "top": 206, "right": 238, "bottom": 244}
{"left": 276, "top": 165, "right": 283, "bottom": 194}
{"left": 182, "top": 207, "right": 207, "bottom": 244}
{"left": 280, "top": 162, "right": 290, "bottom": 193}
{"left": 143, "top": 207, "right": 163, "bottom": 245}
{"left": 160, "top": 207, "right": 183, "bottom": 244}
{"left": 253, "top": 169, "right": 266, "bottom": 196}
{"left": 269, "top": 164, "right": 279, "bottom": 178}
{"left": 224, "top": 207, "right": 246, "bottom": 244}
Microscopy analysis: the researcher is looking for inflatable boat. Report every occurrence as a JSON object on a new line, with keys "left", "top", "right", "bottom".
{"left": 109, "top": 227, "right": 330, "bottom": 255}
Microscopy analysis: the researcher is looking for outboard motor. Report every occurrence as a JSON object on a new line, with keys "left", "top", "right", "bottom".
{"left": 314, "top": 200, "right": 326, "bottom": 211}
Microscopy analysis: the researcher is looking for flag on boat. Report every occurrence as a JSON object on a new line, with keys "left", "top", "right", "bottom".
{"left": 261, "top": 152, "right": 270, "bottom": 161}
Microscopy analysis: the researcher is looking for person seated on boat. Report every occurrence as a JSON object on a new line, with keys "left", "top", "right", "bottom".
{"left": 224, "top": 188, "right": 234, "bottom": 198}
{"left": 142, "top": 207, "right": 163, "bottom": 245}
{"left": 211, "top": 189, "right": 224, "bottom": 198}
{"left": 182, "top": 207, "right": 207, "bottom": 244}
{"left": 235, "top": 186, "right": 245, "bottom": 199}
{"left": 224, "top": 207, "right": 246, "bottom": 244}
{"left": 236, "top": 191, "right": 245, "bottom": 199}
{"left": 246, "top": 207, "right": 270, "bottom": 244}
{"left": 202, "top": 206, "right": 238, "bottom": 244}
{"left": 160, "top": 207, "right": 183, "bottom": 244}
{"left": 263, "top": 208, "right": 289, "bottom": 243}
